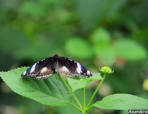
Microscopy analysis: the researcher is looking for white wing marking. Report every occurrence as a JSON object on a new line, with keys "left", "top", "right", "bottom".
{"left": 76, "top": 63, "right": 82, "bottom": 74}
{"left": 30, "top": 63, "right": 37, "bottom": 73}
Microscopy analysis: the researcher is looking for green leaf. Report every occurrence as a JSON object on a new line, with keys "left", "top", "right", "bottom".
{"left": 91, "top": 28, "right": 111, "bottom": 46}
{"left": 67, "top": 73, "right": 102, "bottom": 92}
{"left": 0, "top": 67, "right": 71, "bottom": 106}
{"left": 115, "top": 39, "right": 147, "bottom": 61}
{"left": 91, "top": 28, "right": 116, "bottom": 65}
{"left": 65, "top": 37, "right": 93, "bottom": 58}
{"left": 93, "top": 94, "right": 148, "bottom": 110}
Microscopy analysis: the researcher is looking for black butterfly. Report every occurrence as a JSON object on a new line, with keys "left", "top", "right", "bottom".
{"left": 21, "top": 54, "right": 92, "bottom": 80}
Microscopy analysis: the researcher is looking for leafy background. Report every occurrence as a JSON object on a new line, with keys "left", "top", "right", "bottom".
{"left": 0, "top": 0, "right": 148, "bottom": 114}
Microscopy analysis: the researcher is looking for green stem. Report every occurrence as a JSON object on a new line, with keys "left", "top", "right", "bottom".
{"left": 82, "top": 110, "right": 86, "bottom": 114}
{"left": 86, "top": 74, "right": 106, "bottom": 108}
{"left": 82, "top": 88, "right": 86, "bottom": 114}
{"left": 86, "top": 105, "right": 93, "bottom": 110}
{"left": 60, "top": 77, "right": 82, "bottom": 109}
{"left": 83, "top": 88, "right": 85, "bottom": 108}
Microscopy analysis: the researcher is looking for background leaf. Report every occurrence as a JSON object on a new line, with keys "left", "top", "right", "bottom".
{"left": 91, "top": 28, "right": 116, "bottom": 65}
{"left": 93, "top": 94, "right": 148, "bottom": 110}
{"left": 91, "top": 28, "right": 111, "bottom": 45}
{"left": 0, "top": 67, "right": 72, "bottom": 106}
{"left": 115, "top": 39, "right": 147, "bottom": 61}
{"left": 65, "top": 37, "right": 93, "bottom": 58}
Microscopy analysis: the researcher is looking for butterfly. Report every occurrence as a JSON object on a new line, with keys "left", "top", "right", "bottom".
{"left": 21, "top": 54, "right": 92, "bottom": 80}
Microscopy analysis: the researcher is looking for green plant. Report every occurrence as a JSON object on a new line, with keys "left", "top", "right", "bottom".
{"left": 0, "top": 66, "right": 148, "bottom": 114}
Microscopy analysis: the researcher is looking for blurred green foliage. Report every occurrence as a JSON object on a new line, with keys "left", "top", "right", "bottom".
{"left": 0, "top": 0, "right": 148, "bottom": 114}
{"left": 65, "top": 37, "right": 93, "bottom": 59}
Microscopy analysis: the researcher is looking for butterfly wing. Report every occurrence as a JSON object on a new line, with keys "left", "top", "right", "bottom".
{"left": 21, "top": 55, "right": 92, "bottom": 79}
{"left": 21, "top": 57, "right": 55, "bottom": 80}
{"left": 55, "top": 57, "right": 92, "bottom": 77}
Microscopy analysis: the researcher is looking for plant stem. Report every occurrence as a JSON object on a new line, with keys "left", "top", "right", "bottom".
{"left": 86, "top": 105, "right": 93, "bottom": 110}
{"left": 60, "top": 77, "right": 82, "bottom": 109}
{"left": 86, "top": 74, "right": 107, "bottom": 108}
{"left": 82, "top": 88, "right": 86, "bottom": 114}
{"left": 82, "top": 110, "right": 86, "bottom": 114}
{"left": 83, "top": 88, "right": 85, "bottom": 108}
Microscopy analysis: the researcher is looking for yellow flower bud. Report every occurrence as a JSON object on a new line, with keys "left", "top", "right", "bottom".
{"left": 143, "top": 78, "right": 148, "bottom": 90}
{"left": 100, "top": 66, "right": 113, "bottom": 74}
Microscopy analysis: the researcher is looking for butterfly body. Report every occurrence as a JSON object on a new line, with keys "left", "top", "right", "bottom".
{"left": 21, "top": 54, "right": 92, "bottom": 80}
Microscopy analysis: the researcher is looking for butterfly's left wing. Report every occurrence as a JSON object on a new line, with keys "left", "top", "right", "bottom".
{"left": 55, "top": 56, "right": 92, "bottom": 77}
{"left": 21, "top": 57, "right": 55, "bottom": 80}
